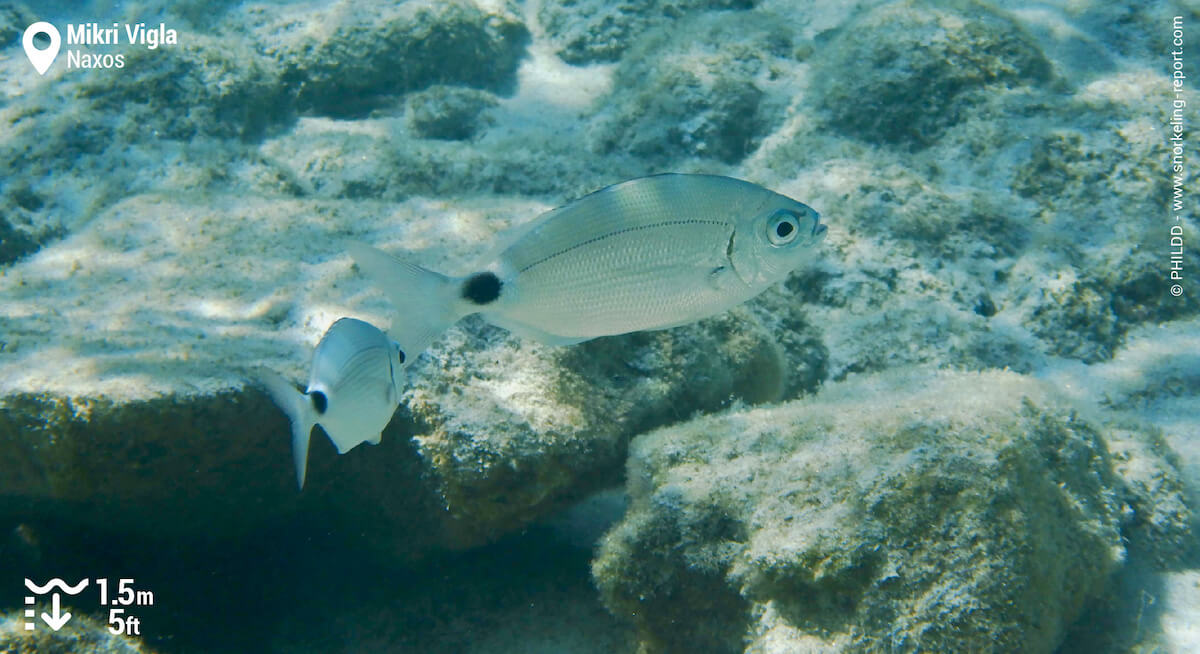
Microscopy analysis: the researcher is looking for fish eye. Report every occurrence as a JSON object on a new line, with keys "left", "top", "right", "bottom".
{"left": 767, "top": 211, "right": 800, "bottom": 247}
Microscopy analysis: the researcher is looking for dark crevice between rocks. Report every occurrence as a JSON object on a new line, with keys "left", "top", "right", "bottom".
{"left": 0, "top": 210, "right": 64, "bottom": 267}
{"left": 1, "top": 497, "right": 631, "bottom": 653}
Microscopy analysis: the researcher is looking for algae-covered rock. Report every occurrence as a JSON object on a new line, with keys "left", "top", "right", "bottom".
{"left": 1028, "top": 278, "right": 1123, "bottom": 362}
{"left": 0, "top": 32, "right": 290, "bottom": 267}
{"left": 260, "top": 112, "right": 646, "bottom": 201}
{"left": 0, "top": 388, "right": 452, "bottom": 562}
{"left": 537, "top": 0, "right": 756, "bottom": 64}
{"left": 837, "top": 163, "right": 1030, "bottom": 258}
{"left": 74, "top": 35, "right": 289, "bottom": 141}
{"left": 766, "top": 67, "right": 1198, "bottom": 381}
{"left": 406, "top": 85, "right": 498, "bottom": 141}
{"left": 594, "top": 369, "right": 1191, "bottom": 653}
{"left": 254, "top": 0, "right": 528, "bottom": 118}
{"left": 0, "top": 208, "right": 62, "bottom": 267}
{"left": 399, "top": 299, "right": 823, "bottom": 546}
{"left": 1041, "top": 317, "right": 1200, "bottom": 551}
{"left": 813, "top": 0, "right": 1052, "bottom": 147}
{"left": 1105, "top": 425, "right": 1194, "bottom": 568}
{"left": 0, "top": 306, "right": 822, "bottom": 562}
{"left": 0, "top": 1, "right": 34, "bottom": 47}
{"left": 590, "top": 12, "right": 795, "bottom": 164}
{"left": 261, "top": 119, "right": 400, "bottom": 199}
{"left": 1011, "top": 125, "right": 1200, "bottom": 358}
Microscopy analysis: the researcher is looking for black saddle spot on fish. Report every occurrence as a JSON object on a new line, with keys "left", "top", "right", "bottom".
{"left": 462, "top": 272, "right": 502, "bottom": 305}
{"left": 397, "top": 348, "right": 406, "bottom": 364}
{"left": 310, "top": 391, "right": 328, "bottom": 414}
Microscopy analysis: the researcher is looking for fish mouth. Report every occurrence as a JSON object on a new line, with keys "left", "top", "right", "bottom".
{"left": 811, "top": 214, "right": 827, "bottom": 239}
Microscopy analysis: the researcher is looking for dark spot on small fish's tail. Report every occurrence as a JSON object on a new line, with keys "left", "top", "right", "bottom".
{"left": 310, "top": 391, "right": 328, "bottom": 414}
{"left": 462, "top": 272, "right": 502, "bottom": 305}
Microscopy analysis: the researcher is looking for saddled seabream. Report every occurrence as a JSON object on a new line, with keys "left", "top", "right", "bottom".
{"left": 259, "top": 317, "right": 407, "bottom": 489}
{"left": 349, "top": 173, "right": 825, "bottom": 357}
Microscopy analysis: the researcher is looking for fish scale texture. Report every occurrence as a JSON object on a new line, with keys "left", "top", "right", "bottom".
{"left": 505, "top": 224, "right": 731, "bottom": 333}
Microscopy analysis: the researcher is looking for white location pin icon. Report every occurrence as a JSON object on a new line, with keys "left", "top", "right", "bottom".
{"left": 22, "top": 22, "right": 61, "bottom": 76}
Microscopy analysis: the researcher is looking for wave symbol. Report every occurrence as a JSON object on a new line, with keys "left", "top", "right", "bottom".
{"left": 24, "top": 578, "right": 89, "bottom": 595}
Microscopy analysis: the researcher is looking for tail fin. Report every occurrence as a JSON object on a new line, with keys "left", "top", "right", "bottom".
{"left": 258, "top": 369, "right": 316, "bottom": 490}
{"left": 346, "top": 242, "right": 465, "bottom": 359}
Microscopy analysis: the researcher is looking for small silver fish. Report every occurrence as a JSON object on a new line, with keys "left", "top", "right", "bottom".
{"left": 349, "top": 173, "right": 825, "bottom": 358}
{"left": 259, "top": 317, "right": 406, "bottom": 489}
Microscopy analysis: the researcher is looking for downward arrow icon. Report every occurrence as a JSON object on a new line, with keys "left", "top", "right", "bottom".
{"left": 41, "top": 593, "right": 71, "bottom": 631}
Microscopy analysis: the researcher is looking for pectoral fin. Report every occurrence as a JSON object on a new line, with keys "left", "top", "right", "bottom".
{"left": 708, "top": 265, "right": 737, "bottom": 291}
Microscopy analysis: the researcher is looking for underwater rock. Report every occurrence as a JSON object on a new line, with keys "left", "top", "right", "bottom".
{"left": 593, "top": 368, "right": 1191, "bottom": 653}
{"left": 75, "top": 35, "right": 289, "bottom": 141}
{"left": 260, "top": 115, "right": 644, "bottom": 201}
{"left": 0, "top": 32, "right": 289, "bottom": 264}
{"left": 261, "top": 119, "right": 399, "bottom": 199}
{"left": 779, "top": 215, "right": 1045, "bottom": 378}
{"left": 0, "top": 306, "right": 822, "bottom": 563}
{"left": 812, "top": 0, "right": 1051, "bottom": 147}
{"left": 0, "top": 208, "right": 61, "bottom": 267}
{"left": 0, "top": 193, "right": 449, "bottom": 562}
{"left": 763, "top": 65, "right": 1198, "bottom": 379}
{"left": 1028, "top": 279, "right": 1123, "bottom": 363}
{"left": 255, "top": 0, "right": 528, "bottom": 119}
{"left": 590, "top": 12, "right": 795, "bottom": 164}
{"left": 1105, "top": 425, "right": 1194, "bottom": 568}
{"left": 402, "top": 299, "right": 823, "bottom": 547}
{"left": 1062, "top": 0, "right": 1196, "bottom": 62}
{"left": 1012, "top": 126, "right": 1200, "bottom": 360}
{"left": 405, "top": 85, "right": 498, "bottom": 141}
{"left": 537, "top": 0, "right": 756, "bottom": 64}
{"left": 0, "top": 1, "right": 35, "bottom": 47}
{"left": 1040, "top": 316, "right": 1200, "bottom": 536}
